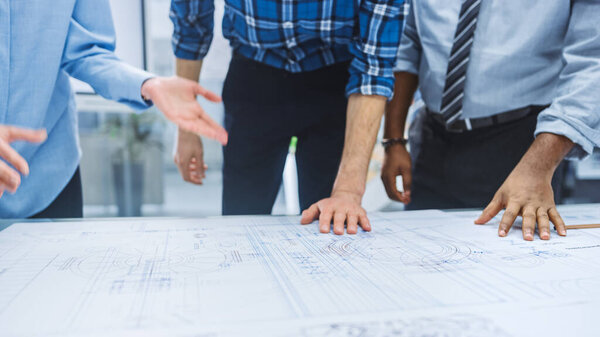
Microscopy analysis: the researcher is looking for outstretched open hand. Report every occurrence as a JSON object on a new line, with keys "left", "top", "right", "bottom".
{"left": 142, "top": 76, "right": 228, "bottom": 145}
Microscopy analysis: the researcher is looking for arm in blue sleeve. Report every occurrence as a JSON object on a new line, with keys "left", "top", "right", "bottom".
{"left": 170, "top": 0, "right": 215, "bottom": 60}
{"left": 346, "top": 0, "right": 405, "bottom": 99}
{"left": 394, "top": 0, "right": 420, "bottom": 74}
{"left": 535, "top": 0, "right": 600, "bottom": 160}
{"left": 61, "top": 0, "right": 153, "bottom": 110}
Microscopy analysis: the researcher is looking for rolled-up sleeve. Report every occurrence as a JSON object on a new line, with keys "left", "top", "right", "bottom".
{"left": 535, "top": 0, "right": 600, "bottom": 160}
{"left": 170, "top": 0, "right": 215, "bottom": 60}
{"left": 61, "top": 0, "right": 153, "bottom": 110}
{"left": 394, "top": 0, "right": 420, "bottom": 74}
{"left": 346, "top": 0, "right": 405, "bottom": 99}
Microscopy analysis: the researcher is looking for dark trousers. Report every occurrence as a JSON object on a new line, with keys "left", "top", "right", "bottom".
{"left": 406, "top": 109, "right": 567, "bottom": 210}
{"left": 30, "top": 167, "right": 83, "bottom": 218}
{"left": 221, "top": 55, "right": 348, "bottom": 215}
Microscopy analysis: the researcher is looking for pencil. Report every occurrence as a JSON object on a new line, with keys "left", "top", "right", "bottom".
{"left": 564, "top": 224, "right": 600, "bottom": 230}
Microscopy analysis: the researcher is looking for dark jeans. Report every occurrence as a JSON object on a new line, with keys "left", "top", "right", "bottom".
{"left": 30, "top": 167, "right": 83, "bottom": 218}
{"left": 221, "top": 54, "right": 349, "bottom": 215}
{"left": 407, "top": 109, "right": 567, "bottom": 210}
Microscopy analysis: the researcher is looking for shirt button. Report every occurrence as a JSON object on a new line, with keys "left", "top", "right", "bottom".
{"left": 282, "top": 21, "right": 293, "bottom": 29}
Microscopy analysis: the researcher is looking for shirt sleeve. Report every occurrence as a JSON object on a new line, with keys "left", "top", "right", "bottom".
{"left": 534, "top": 0, "right": 600, "bottom": 160}
{"left": 394, "top": 0, "right": 420, "bottom": 74}
{"left": 346, "top": 0, "right": 406, "bottom": 100}
{"left": 170, "top": 0, "right": 215, "bottom": 60}
{"left": 61, "top": 0, "right": 153, "bottom": 110}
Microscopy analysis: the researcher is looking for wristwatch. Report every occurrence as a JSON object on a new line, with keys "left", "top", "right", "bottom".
{"left": 381, "top": 137, "right": 408, "bottom": 151}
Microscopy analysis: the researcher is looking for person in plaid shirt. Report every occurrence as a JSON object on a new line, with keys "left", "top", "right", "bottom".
{"left": 171, "top": 0, "right": 405, "bottom": 234}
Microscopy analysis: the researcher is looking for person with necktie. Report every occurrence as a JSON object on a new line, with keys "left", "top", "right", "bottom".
{"left": 381, "top": 0, "right": 600, "bottom": 240}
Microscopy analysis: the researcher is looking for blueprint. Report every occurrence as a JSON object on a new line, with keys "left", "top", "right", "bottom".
{"left": 0, "top": 206, "right": 599, "bottom": 336}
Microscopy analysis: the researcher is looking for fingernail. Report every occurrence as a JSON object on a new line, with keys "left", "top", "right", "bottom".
{"left": 525, "top": 232, "right": 533, "bottom": 240}
{"left": 541, "top": 231, "right": 550, "bottom": 240}
{"left": 499, "top": 229, "right": 506, "bottom": 237}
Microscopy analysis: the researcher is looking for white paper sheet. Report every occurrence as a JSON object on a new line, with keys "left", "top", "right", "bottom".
{"left": 0, "top": 207, "right": 599, "bottom": 336}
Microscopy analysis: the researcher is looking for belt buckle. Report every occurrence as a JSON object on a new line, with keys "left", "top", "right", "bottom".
{"left": 446, "top": 119, "right": 465, "bottom": 133}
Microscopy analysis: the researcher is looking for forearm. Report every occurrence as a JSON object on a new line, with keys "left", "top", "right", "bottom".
{"left": 384, "top": 72, "right": 419, "bottom": 139}
{"left": 176, "top": 58, "right": 203, "bottom": 81}
{"left": 176, "top": 58, "right": 204, "bottom": 137}
{"left": 332, "top": 94, "right": 387, "bottom": 200}
{"left": 515, "top": 133, "right": 574, "bottom": 179}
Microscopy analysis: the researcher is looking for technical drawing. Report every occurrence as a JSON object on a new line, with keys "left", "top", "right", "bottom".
{"left": 300, "top": 315, "right": 512, "bottom": 337}
{"left": 0, "top": 206, "right": 599, "bottom": 336}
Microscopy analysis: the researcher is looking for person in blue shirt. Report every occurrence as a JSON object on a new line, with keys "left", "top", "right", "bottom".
{"left": 170, "top": 0, "right": 405, "bottom": 234}
{"left": 0, "top": 0, "right": 228, "bottom": 219}
{"left": 381, "top": 0, "right": 600, "bottom": 240}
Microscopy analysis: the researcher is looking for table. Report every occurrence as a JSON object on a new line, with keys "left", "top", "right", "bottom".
{"left": 1, "top": 205, "right": 599, "bottom": 337}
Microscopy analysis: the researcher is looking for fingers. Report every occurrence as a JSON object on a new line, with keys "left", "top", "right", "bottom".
{"left": 175, "top": 155, "right": 207, "bottom": 185}
{"left": 498, "top": 203, "right": 520, "bottom": 237}
{"left": 401, "top": 170, "right": 412, "bottom": 204}
{"left": 188, "top": 158, "right": 206, "bottom": 184}
{"left": 475, "top": 198, "right": 503, "bottom": 225}
{"left": 0, "top": 161, "right": 21, "bottom": 193}
{"left": 536, "top": 208, "right": 551, "bottom": 240}
{"left": 381, "top": 172, "right": 403, "bottom": 202}
{"left": 178, "top": 119, "right": 228, "bottom": 146}
{"left": 195, "top": 109, "right": 228, "bottom": 145}
{"left": 194, "top": 84, "right": 222, "bottom": 103}
{"left": 318, "top": 209, "right": 334, "bottom": 234}
{"left": 358, "top": 212, "right": 372, "bottom": 232}
{"left": 549, "top": 207, "right": 567, "bottom": 236}
{"left": 0, "top": 141, "right": 30, "bottom": 176}
{"left": 333, "top": 212, "right": 346, "bottom": 235}
{"left": 5, "top": 127, "right": 47, "bottom": 143}
{"left": 347, "top": 215, "right": 358, "bottom": 235}
{"left": 300, "top": 204, "right": 320, "bottom": 225}
{"left": 521, "top": 206, "right": 536, "bottom": 241}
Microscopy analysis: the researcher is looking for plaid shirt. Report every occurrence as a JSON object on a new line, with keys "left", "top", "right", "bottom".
{"left": 170, "top": 0, "right": 405, "bottom": 98}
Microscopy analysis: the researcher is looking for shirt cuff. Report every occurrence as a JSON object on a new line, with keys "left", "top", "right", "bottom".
{"left": 535, "top": 109, "right": 596, "bottom": 160}
{"left": 346, "top": 73, "right": 394, "bottom": 99}
{"left": 172, "top": 35, "right": 212, "bottom": 61}
{"left": 121, "top": 65, "right": 155, "bottom": 111}
{"left": 393, "top": 58, "right": 419, "bottom": 75}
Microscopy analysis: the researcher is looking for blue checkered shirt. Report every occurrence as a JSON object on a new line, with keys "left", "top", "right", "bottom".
{"left": 170, "top": 0, "right": 406, "bottom": 99}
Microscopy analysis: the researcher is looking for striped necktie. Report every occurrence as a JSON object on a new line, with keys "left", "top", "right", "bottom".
{"left": 440, "top": 0, "right": 482, "bottom": 129}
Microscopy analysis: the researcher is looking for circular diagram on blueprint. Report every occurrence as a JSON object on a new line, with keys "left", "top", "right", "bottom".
{"left": 341, "top": 232, "right": 475, "bottom": 272}
{"left": 67, "top": 246, "right": 228, "bottom": 279}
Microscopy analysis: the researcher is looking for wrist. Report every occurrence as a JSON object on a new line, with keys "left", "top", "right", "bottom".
{"left": 178, "top": 128, "right": 201, "bottom": 140}
{"left": 331, "top": 189, "right": 363, "bottom": 203}
{"left": 381, "top": 137, "right": 408, "bottom": 152}
{"left": 141, "top": 77, "right": 159, "bottom": 101}
{"left": 516, "top": 133, "right": 573, "bottom": 178}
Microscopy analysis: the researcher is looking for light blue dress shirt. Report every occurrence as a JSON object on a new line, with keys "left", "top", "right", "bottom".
{"left": 395, "top": 0, "right": 600, "bottom": 159}
{"left": 0, "top": 0, "right": 152, "bottom": 218}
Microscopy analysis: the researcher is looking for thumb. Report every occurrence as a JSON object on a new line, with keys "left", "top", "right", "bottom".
{"left": 300, "top": 204, "right": 320, "bottom": 225}
{"left": 475, "top": 199, "right": 503, "bottom": 225}
{"left": 401, "top": 170, "right": 412, "bottom": 204}
{"left": 195, "top": 84, "right": 222, "bottom": 103}
{"left": 402, "top": 169, "right": 412, "bottom": 195}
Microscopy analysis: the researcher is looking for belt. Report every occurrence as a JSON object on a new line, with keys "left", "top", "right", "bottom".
{"left": 428, "top": 105, "right": 547, "bottom": 133}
